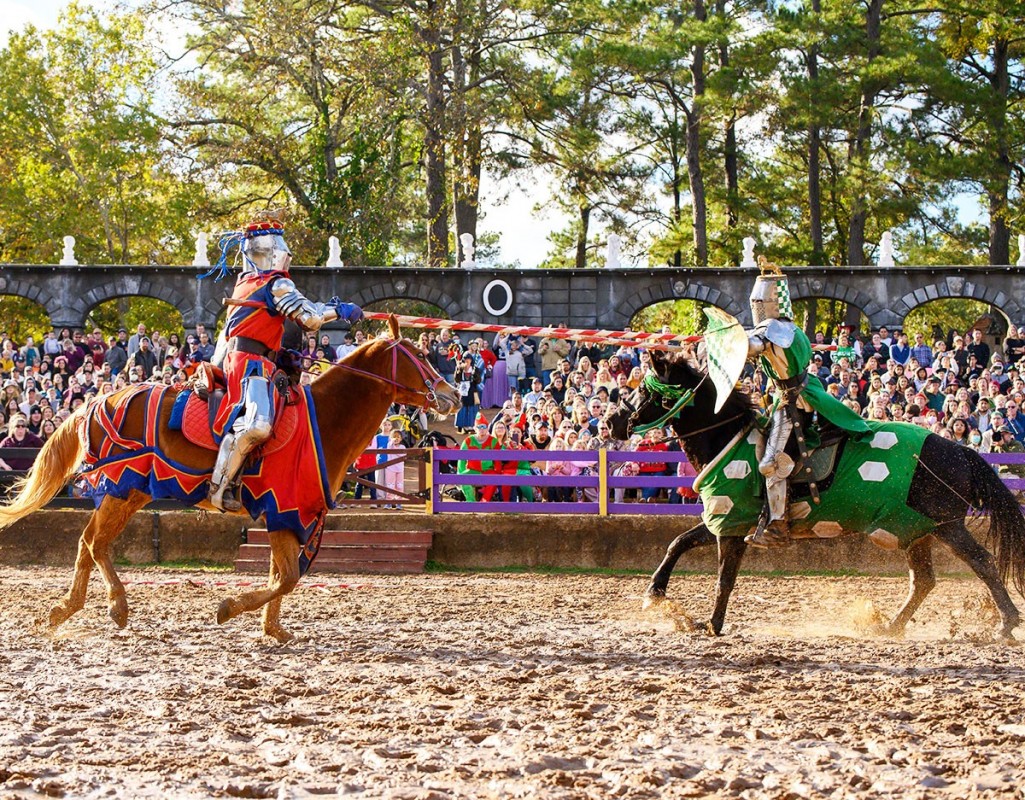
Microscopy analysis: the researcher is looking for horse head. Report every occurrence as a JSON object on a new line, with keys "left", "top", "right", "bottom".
{"left": 346, "top": 315, "right": 461, "bottom": 416}
{"left": 605, "top": 348, "right": 754, "bottom": 464}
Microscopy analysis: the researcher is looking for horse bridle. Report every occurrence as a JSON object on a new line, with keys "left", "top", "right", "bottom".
{"left": 625, "top": 371, "right": 706, "bottom": 435}
{"left": 306, "top": 340, "right": 448, "bottom": 410}
{"left": 624, "top": 370, "right": 747, "bottom": 439}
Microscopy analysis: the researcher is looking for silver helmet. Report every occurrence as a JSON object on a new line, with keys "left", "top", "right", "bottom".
{"left": 749, "top": 261, "right": 793, "bottom": 324}
{"left": 241, "top": 220, "right": 291, "bottom": 275}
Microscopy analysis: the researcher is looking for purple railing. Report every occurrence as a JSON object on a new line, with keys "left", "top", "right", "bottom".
{"left": 429, "top": 448, "right": 1025, "bottom": 516}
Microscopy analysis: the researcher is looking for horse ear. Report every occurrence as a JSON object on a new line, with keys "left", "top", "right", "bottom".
{"left": 649, "top": 349, "right": 668, "bottom": 370}
{"left": 388, "top": 314, "right": 400, "bottom": 340}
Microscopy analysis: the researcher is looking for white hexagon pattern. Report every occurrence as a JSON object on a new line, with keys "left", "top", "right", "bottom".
{"left": 704, "top": 495, "right": 734, "bottom": 516}
{"left": 723, "top": 460, "right": 751, "bottom": 480}
{"left": 869, "top": 431, "right": 898, "bottom": 450}
{"left": 858, "top": 461, "right": 890, "bottom": 482}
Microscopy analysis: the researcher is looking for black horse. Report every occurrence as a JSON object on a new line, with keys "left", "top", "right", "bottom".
{"left": 606, "top": 349, "right": 1025, "bottom": 639}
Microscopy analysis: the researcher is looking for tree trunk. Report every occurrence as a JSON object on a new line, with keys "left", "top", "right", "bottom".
{"left": 422, "top": 8, "right": 449, "bottom": 268}
{"left": 845, "top": 0, "right": 882, "bottom": 267}
{"left": 576, "top": 204, "right": 591, "bottom": 269}
{"left": 988, "top": 36, "right": 1011, "bottom": 265}
{"left": 669, "top": 101, "right": 684, "bottom": 267}
{"left": 716, "top": 0, "right": 738, "bottom": 258}
{"left": 451, "top": 15, "right": 482, "bottom": 267}
{"left": 687, "top": 0, "right": 708, "bottom": 267}
{"left": 807, "top": 0, "right": 824, "bottom": 263}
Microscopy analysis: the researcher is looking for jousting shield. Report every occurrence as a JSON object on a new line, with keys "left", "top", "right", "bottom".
{"left": 702, "top": 307, "right": 749, "bottom": 413}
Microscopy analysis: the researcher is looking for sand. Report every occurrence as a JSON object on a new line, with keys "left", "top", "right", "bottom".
{"left": 0, "top": 565, "right": 1023, "bottom": 799}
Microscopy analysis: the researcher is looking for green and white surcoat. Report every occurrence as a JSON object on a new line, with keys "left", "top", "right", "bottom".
{"left": 755, "top": 321, "right": 871, "bottom": 444}
{"left": 693, "top": 421, "right": 934, "bottom": 546}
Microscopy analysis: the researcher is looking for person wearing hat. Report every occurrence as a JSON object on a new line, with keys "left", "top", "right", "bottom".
{"left": 457, "top": 412, "right": 496, "bottom": 502}
{"left": 992, "top": 424, "right": 1025, "bottom": 478}
{"left": 200, "top": 218, "right": 363, "bottom": 511}
{"left": 453, "top": 352, "right": 483, "bottom": 432}
{"left": 739, "top": 262, "right": 872, "bottom": 548}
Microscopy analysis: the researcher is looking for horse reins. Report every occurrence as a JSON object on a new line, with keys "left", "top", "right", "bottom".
{"left": 297, "top": 340, "right": 447, "bottom": 410}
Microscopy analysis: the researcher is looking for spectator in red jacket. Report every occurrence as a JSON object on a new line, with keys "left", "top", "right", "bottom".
{"left": 636, "top": 427, "right": 669, "bottom": 502}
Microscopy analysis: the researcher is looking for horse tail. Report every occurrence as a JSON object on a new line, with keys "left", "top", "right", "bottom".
{"left": 967, "top": 447, "right": 1025, "bottom": 596}
{"left": 0, "top": 404, "right": 89, "bottom": 531}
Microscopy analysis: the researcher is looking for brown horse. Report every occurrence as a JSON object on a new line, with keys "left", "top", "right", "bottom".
{"left": 0, "top": 316, "right": 459, "bottom": 642}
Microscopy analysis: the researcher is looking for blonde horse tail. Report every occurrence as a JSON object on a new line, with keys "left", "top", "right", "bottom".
{"left": 0, "top": 404, "right": 89, "bottom": 530}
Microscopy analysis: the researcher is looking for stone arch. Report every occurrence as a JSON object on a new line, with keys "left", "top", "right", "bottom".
{"left": 349, "top": 281, "right": 464, "bottom": 320}
{"left": 74, "top": 273, "right": 194, "bottom": 326}
{"left": 617, "top": 279, "right": 744, "bottom": 327}
{"left": 0, "top": 275, "right": 58, "bottom": 323}
{"left": 788, "top": 277, "right": 879, "bottom": 320}
{"left": 891, "top": 277, "right": 1022, "bottom": 327}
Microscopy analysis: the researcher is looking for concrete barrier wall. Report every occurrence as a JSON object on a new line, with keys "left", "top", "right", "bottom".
{"left": 0, "top": 510, "right": 983, "bottom": 576}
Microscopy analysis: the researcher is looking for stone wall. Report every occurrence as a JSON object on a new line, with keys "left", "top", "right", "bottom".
{"left": 0, "top": 510, "right": 981, "bottom": 576}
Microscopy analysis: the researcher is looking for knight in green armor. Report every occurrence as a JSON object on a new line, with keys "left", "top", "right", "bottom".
{"left": 745, "top": 263, "right": 872, "bottom": 548}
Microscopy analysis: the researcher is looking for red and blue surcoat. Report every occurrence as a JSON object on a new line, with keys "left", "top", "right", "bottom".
{"left": 213, "top": 270, "right": 289, "bottom": 439}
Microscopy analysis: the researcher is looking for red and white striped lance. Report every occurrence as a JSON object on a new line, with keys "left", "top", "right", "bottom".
{"left": 364, "top": 312, "right": 702, "bottom": 350}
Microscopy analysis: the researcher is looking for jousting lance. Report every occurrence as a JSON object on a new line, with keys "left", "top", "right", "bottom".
{"left": 223, "top": 299, "right": 836, "bottom": 353}
{"left": 362, "top": 312, "right": 702, "bottom": 350}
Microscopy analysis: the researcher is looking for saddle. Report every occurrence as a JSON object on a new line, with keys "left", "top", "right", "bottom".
{"left": 171, "top": 363, "right": 301, "bottom": 456}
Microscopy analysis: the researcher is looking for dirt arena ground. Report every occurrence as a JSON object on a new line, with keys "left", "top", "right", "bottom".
{"left": 0, "top": 566, "right": 1023, "bottom": 799}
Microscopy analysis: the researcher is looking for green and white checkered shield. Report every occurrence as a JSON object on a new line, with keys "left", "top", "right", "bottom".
{"left": 703, "top": 307, "right": 749, "bottom": 414}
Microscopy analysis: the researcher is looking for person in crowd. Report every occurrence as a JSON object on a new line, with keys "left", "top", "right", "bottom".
{"left": 1003, "top": 324, "right": 1025, "bottom": 362}
{"left": 636, "top": 426, "right": 669, "bottom": 502}
{"left": 538, "top": 331, "right": 570, "bottom": 387}
{"left": 430, "top": 329, "right": 459, "bottom": 384}
{"left": 382, "top": 429, "right": 406, "bottom": 509}
{"left": 993, "top": 425, "right": 1025, "bottom": 479}
{"left": 352, "top": 436, "right": 378, "bottom": 505}
{"left": 458, "top": 413, "right": 496, "bottom": 502}
{"left": 501, "top": 422, "right": 536, "bottom": 503}
{"left": 127, "top": 323, "right": 147, "bottom": 359}
{"left": 967, "top": 328, "right": 990, "bottom": 368}
{"left": 39, "top": 419, "right": 58, "bottom": 441}
{"left": 890, "top": 331, "right": 911, "bottom": 364}
{"left": 454, "top": 353, "right": 483, "bottom": 432}
{"left": 0, "top": 414, "right": 45, "bottom": 471}
{"left": 372, "top": 418, "right": 394, "bottom": 506}
{"left": 543, "top": 434, "right": 573, "bottom": 502}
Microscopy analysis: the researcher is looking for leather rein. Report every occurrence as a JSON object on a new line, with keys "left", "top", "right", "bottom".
{"left": 625, "top": 371, "right": 748, "bottom": 441}
{"left": 300, "top": 340, "right": 447, "bottom": 410}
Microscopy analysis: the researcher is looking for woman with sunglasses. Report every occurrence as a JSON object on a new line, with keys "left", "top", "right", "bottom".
{"left": 0, "top": 415, "right": 44, "bottom": 472}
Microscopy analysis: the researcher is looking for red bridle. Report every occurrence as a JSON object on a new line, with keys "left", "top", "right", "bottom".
{"left": 310, "top": 340, "right": 448, "bottom": 410}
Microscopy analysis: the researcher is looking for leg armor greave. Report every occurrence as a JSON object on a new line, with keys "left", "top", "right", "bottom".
{"left": 758, "top": 405, "right": 795, "bottom": 479}
{"left": 209, "top": 375, "right": 274, "bottom": 511}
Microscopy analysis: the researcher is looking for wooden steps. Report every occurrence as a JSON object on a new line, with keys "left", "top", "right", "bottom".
{"left": 235, "top": 529, "right": 433, "bottom": 575}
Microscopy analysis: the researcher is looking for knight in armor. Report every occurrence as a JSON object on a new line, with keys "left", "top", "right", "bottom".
{"left": 745, "top": 263, "right": 871, "bottom": 548}
{"left": 203, "top": 219, "right": 363, "bottom": 512}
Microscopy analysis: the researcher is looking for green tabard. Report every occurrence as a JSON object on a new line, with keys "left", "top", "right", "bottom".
{"left": 760, "top": 326, "right": 871, "bottom": 442}
{"left": 693, "top": 421, "right": 935, "bottom": 547}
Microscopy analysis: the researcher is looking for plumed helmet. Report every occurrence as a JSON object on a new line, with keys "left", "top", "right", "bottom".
{"left": 200, "top": 218, "right": 292, "bottom": 281}
{"left": 240, "top": 219, "right": 290, "bottom": 274}
{"left": 749, "top": 258, "right": 793, "bottom": 324}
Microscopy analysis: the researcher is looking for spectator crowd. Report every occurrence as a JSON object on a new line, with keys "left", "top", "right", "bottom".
{"left": 4, "top": 318, "right": 1025, "bottom": 493}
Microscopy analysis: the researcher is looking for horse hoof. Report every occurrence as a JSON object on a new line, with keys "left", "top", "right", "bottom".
{"left": 642, "top": 592, "right": 666, "bottom": 611}
{"left": 878, "top": 623, "right": 905, "bottom": 639}
{"left": 264, "top": 625, "right": 295, "bottom": 644}
{"left": 108, "top": 604, "right": 128, "bottom": 629}
{"left": 48, "top": 606, "right": 70, "bottom": 628}
{"left": 216, "top": 599, "right": 235, "bottom": 625}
